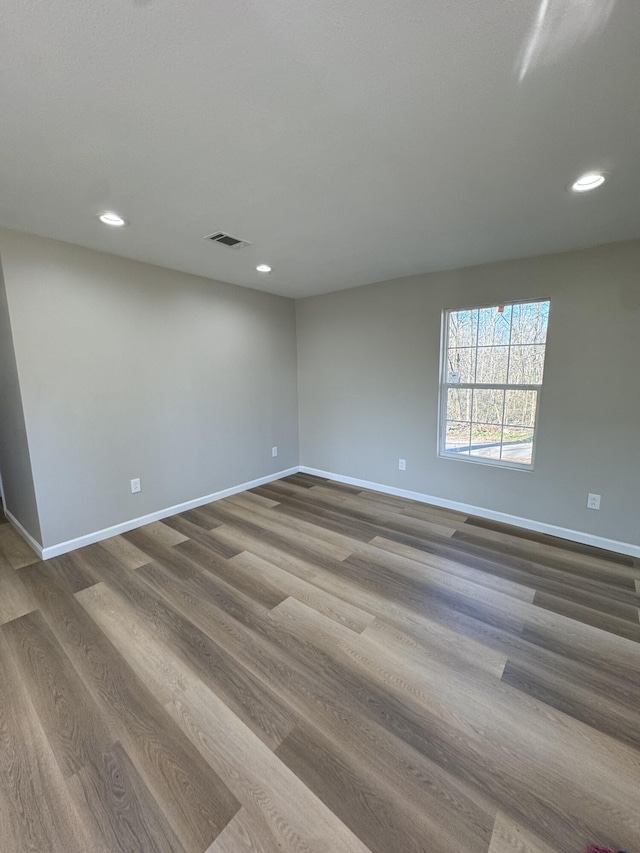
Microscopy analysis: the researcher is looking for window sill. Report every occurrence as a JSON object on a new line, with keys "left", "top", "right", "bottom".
{"left": 437, "top": 451, "right": 535, "bottom": 472}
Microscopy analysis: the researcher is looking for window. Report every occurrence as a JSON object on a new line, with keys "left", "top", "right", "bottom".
{"left": 439, "top": 299, "right": 550, "bottom": 469}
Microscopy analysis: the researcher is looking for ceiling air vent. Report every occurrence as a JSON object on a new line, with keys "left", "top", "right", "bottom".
{"left": 204, "top": 231, "right": 252, "bottom": 250}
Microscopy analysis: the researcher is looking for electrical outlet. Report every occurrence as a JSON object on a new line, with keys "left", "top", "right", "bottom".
{"left": 398, "top": 459, "right": 406, "bottom": 471}
{"left": 272, "top": 446, "right": 278, "bottom": 458}
{"left": 131, "top": 478, "right": 141, "bottom": 494}
{"left": 587, "top": 493, "right": 601, "bottom": 510}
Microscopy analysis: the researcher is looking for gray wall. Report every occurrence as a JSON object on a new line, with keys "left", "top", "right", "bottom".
{"left": 0, "top": 228, "right": 299, "bottom": 548}
{"left": 2, "top": 226, "right": 638, "bottom": 553}
{"left": 296, "top": 239, "right": 640, "bottom": 549}
{"left": 0, "top": 259, "right": 42, "bottom": 540}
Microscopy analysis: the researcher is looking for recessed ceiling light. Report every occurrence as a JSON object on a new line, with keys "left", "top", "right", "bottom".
{"left": 256, "top": 264, "right": 272, "bottom": 274}
{"left": 570, "top": 172, "right": 606, "bottom": 193}
{"left": 98, "top": 211, "right": 127, "bottom": 227}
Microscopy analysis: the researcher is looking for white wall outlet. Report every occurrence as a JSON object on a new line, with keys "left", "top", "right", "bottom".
{"left": 272, "top": 446, "right": 278, "bottom": 458}
{"left": 131, "top": 477, "right": 141, "bottom": 494}
{"left": 587, "top": 493, "right": 601, "bottom": 510}
{"left": 398, "top": 459, "right": 406, "bottom": 471}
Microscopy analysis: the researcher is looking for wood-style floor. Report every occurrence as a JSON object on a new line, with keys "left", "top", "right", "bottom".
{"left": 1, "top": 473, "right": 639, "bottom": 853}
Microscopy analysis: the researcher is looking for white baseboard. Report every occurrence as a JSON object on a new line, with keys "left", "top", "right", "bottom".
{"left": 10, "top": 462, "right": 640, "bottom": 562}
{"left": 4, "top": 510, "right": 44, "bottom": 559}
{"left": 39, "top": 467, "right": 300, "bottom": 560}
{"left": 299, "top": 466, "right": 640, "bottom": 559}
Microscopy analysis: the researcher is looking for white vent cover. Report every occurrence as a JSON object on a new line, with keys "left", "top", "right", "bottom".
{"left": 204, "top": 231, "right": 252, "bottom": 250}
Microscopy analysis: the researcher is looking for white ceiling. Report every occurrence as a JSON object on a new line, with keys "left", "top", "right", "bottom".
{"left": 1, "top": 0, "right": 639, "bottom": 298}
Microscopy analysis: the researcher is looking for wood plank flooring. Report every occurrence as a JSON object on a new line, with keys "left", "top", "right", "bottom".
{"left": 1, "top": 473, "right": 639, "bottom": 853}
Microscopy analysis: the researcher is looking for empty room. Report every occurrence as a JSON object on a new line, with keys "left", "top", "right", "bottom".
{"left": 0, "top": 2, "right": 639, "bottom": 852}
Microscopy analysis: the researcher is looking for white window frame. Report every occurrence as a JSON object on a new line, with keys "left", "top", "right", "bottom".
{"left": 437, "top": 297, "right": 550, "bottom": 472}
